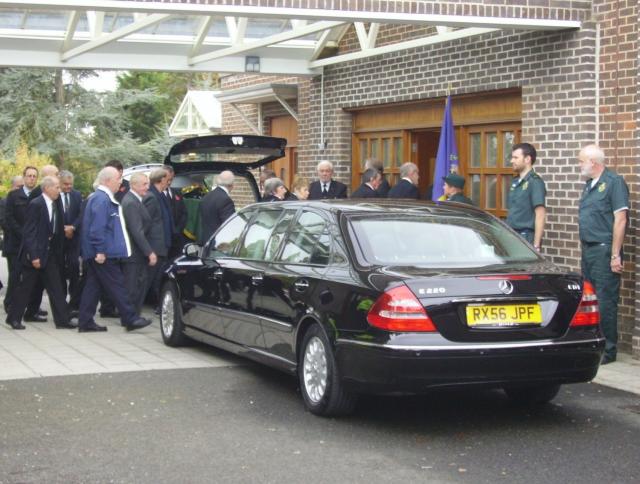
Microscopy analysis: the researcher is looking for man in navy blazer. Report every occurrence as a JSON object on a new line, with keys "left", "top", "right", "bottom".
{"left": 5, "top": 176, "right": 75, "bottom": 330}
{"left": 59, "top": 170, "right": 83, "bottom": 306}
{"left": 388, "top": 162, "right": 420, "bottom": 199}
{"left": 308, "top": 161, "right": 348, "bottom": 200}
{"left": 198, "top": 170, "right": 236, "bottom": 245}
{"left": 351, "top": 168, "right": 382, "bottom": 199}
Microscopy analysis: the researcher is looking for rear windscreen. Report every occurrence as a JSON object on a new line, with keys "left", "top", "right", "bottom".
{"left": 349, "top": 215, "right": 541, "bottom": 268}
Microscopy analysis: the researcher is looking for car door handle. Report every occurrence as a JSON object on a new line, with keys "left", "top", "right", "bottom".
{"left": 251, "top": 274, "right": 264, "bottom": 285}
{"left": 213, "top": 269, "right": 224, "bottom": 278}
{"left": 294, "top": 279, "right": 310, "bottom": 292}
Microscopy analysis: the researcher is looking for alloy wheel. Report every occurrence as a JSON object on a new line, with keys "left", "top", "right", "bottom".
{"left": 303, "top": 336, "right": 328, "bottom": 403}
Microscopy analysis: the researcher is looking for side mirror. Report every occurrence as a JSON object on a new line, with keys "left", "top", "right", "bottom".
{"left": 183, "top": 243, "right": 201, "bottom": 258}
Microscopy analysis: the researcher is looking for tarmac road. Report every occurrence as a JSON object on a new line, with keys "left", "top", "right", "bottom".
{"left": 1, "top": 362, "right": 639, "bottom": 484}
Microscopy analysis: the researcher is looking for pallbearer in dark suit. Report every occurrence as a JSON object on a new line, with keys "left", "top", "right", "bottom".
{"left": 59, "top": 170, "right": 83, "bottom": 306}
{"left": 5, "top": 176, "right": 75, "bottom": 330}
{"left": 198, "top": 170, "right": 236, "bottom": 245}
{"left": 122, "top": 173, "right": 157, "bottom": 314}
{"left": 308, "top": 161, "right": 348, "bottom": 200}
{"left": 162, "top": 165, "right": 188, "bottom": 259}
{"left": 388, "top": 162, "right": 420, "bottom": 199}
{"left": 364, "top": 159, "right": 390, "bottom": 198}
{"left": 351, "top": 168, "right": 382, "bottom": 199}
{"left": 3, "top": 166, "right": 44, "bottom": 319}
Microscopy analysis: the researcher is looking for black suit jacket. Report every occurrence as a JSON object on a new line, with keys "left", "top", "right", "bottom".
{"left": 308, "top": 180, "right": 348, "bottom": 200}
{"left": 142, "top": 190, "right": 170, "bottom": 257}
{"left": 351, "top": 183, "right": 379, "bottom": 199}
{"left": 165, "top": 187, "right": 187, "bottom": 241}
{"left": 61, "top": 189, "right": 82, "bottom": 228}
{"left": 115, "top": 178, "right": 130, "bottom": 203}
{"left": 388, "top": 179, "right": 420, "bottom": 199}
{"left": 3, "top": 188, "right": 31, "bottom": 255}
{"left": 122, "top": 191, "right": 154, "bottom": 262}
{"left": 19, "top": 195, "right": 63, "bottom": 268}
{"left": 199, "top": 187, "right": 235, "bottom": 245}
{"left": 376, "top": 176, "right": 391, "bottom": 198}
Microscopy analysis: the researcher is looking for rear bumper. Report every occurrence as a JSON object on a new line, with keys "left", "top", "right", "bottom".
{"left": 335, "top": 337, "right": 605, "bottom": 394}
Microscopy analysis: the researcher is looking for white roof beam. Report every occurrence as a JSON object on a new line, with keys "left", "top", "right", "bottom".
{"left": 436, "top": 26, "right": 453, "bottom": 35}
{"left": 272, "top": 92, "right": 299, "bottom": 122}
{"left": 366, "top": 23, "right": 379, "bottom": 49}
{"left": 309, "top": 27, "right": 499, "bottom": 69}
{"left": 291, "top": 20, "right": 308, "bottom": 29}
{"left": 60, "top": 10, "right": 79, "bottom": 52}
{"left": 354, "top": 22, "right": 368, "bottom": 51}
{"left": 235, "top": 17, "right": 247, "bottom": 44}
{"left": 189, "top": 20, "right": 345, "bottom": 66}
{"left": 87, "top": 11, "right": 104, "bottom": 38}
{"left": 189, "top": 15, "right": 213, "bottom": 58}
{"left": 310, "top": 29, "right": 332, "bottom": 62}
{"left": 61, "top": 13, "right": 171, "bottom": 62}
{"left": 0, "top": 2, "right": 581, "bottom": 30}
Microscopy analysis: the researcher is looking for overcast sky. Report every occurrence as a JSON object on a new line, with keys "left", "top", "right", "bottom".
{"left": 81, "top": 70, "right": 121, "bottom": 91}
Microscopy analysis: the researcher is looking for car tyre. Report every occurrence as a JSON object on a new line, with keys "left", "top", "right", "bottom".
{"left": 298, "top": 324, "right": 357, "bottom": 417}
{"left": 160, "top": 283, "right": 188, "bottom": 347}
{"left": 503, "top": 383, "right": 561, "bottom": 405}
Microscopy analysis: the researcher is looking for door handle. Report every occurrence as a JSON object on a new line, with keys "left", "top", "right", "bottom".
{"left": 213, "top": 269, "right": 224, "bottom": 278}
{"left": 294, "top": 279, "right": 310, "bottom": 292}
{"left": 251, "top": 274, "right": 264, "bottom": 285}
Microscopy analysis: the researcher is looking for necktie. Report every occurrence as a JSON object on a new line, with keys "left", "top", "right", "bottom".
{"left": 51, "top": 202, "right": 58, "bottom": 235}
{"left": 63, "top": 193, "right": 69, "bottom": 213}
{"left": 322, "top": 183, "right": 328, "bottom": 194}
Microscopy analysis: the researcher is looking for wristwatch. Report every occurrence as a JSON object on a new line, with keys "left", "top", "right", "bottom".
{"left": 611, "top": 254, "right": 620, "bottom": 260}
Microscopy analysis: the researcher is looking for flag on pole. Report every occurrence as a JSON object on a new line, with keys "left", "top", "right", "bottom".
{"left": 432, "top": 96, "right": 459, "bottom": 202}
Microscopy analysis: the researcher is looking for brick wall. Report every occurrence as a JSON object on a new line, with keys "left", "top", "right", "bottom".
{"left": 593, "top": 0, "right": 639, "bottom": 358}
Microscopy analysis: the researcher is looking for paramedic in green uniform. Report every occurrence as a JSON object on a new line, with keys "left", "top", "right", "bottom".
{"left": 578, "top": 144, "right": 629, "bottom": 365}
{"left": 506, "top": 143, "right": 546, "bottom": 250}
{"left": 443, "top": 174, "right": 474, "bottom": 205}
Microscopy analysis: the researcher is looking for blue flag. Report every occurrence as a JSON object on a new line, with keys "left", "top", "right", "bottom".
{"left": 432, "top": 96, "right": 459, "bottom": 201}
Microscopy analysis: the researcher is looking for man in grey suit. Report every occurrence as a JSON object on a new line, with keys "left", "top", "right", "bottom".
{"left": 143, "top": 168, "right": 172, "bottom": 311}
{"left": 122, "top": 173, "right": 157, "bottom": 315}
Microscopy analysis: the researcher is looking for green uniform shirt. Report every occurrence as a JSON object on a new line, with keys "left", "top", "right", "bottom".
{"left": 447, "top": 193, "right": 475, "bottom": 206}
{"left": 506, "top": 170, "right": 546, "bottom": 231}
{"left": 578, "top": 168, "right": 629, "bottom": 244}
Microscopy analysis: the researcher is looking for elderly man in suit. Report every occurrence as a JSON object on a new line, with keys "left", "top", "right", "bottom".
{"left": 351, "top": 168, "right": 382, "bottom": 199}
{"left": 59, "top": 170, "right": 83, "bottom": 306}
{"left": 162, "top": 165, "right": 188, "bottom": 259}
{"left": 3, "top": 166, "right": 46, "bottom": 320}
{"left": 77, "top": 167, "right": 152, "bottom": 333}
{"left": 5, "top": 176, "right": 75, "bottom": 330}
{"left": 143, "top": 168, "right": 173, "bottom": 311}
{"left": 308, "top": 161, "right": 348, "bottom": 200}
{"left": 198, "top": 170, "right": 235, "bottom": 245}
{"left": 122, "top": 172, "right": 157, "bottom": 315}
{"left": 388, "top": 162, "right": 420, "bottom": 199}
{"left": 364, "top": 159, "right": 390, "bottom": 198}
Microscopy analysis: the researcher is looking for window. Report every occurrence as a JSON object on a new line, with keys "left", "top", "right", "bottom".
{"left": 207, "top": 210, "right": 253, "bottom": 258}
{"left": 353, "top": 131, "right": 406, "bottom": 188}
{"left": 237, "top": 209, "right": 282, "bottom": 260}
{"left": 464, "top": 125, "right": 520, "bottom": 217}
{"left": 279, "top": 211, "right": 330, "bottom": 265}
{"left": 264, "top": 210, "right": 296, "bottom": 261}
{"left": 350, "top": 214, "right": 540, "bottom": 268}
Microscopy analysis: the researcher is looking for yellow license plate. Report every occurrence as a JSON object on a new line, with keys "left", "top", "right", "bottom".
{"left": 466, "top": 304, "right": 542, "bottom": 327}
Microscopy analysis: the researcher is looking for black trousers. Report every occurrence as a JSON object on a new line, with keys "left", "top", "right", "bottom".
{"left": 70, "top": 259, "right": 115, "bottom": 312}
{"left": 4, "top": 254, "right": 42, "bottom": 316}
{"left": 63, "top": 242, "right": 80, "bottom": 304}
{"left": 122, "top": 258, "right": 149, "bottom": 315}
{"left": 147, "top": 255, "right": 168, "bottom": 306}
{"left": 78, "top": 259, "right": 138, "bottom": 328}
{"left": 6, "top": 256, "right": 70, "bottom": 325}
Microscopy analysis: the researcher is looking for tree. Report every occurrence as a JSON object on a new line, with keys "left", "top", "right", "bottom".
{"left": 117, "top": 71, "right": 217, "bottom": 142}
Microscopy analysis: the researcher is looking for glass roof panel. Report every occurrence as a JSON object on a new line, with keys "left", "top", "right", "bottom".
{"left": 103, "top": 13, "right": 134, "bottom": 33}
{"left": 245, "top": 18, "right": 290, "bottom": 38}
{"left": 206, "top": 18, "right": 230, "bottom": 38}
{"left": 24, "top": 11, "right": 68, "bottom": 30}
{"left": 0, "top": 10, "right": 23, "bottom": 29}
{"left": 145, "top": 16, "right": 200, "bottom": 35}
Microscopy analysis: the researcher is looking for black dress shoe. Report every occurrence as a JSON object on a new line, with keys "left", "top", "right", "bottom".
{"left": 69, "top": 310, "right": 79, "bottom": 320}
{"left": 24, "top": 314, "right": 47, "bottom": 323}
{"left": 78, "top": 323, "right": 108, "bottom": 333}
{"left": 125, "top": 317, "right": 152, "bottom": 332}
{"left": 99, "top": 310, "right": 120, "bottom": 318}
{"left": 6, "top": 320, "right": 26, "bottom": 330}
{"left": 37, "top": 309, "right": 48, "bottom": 317}
{"left": 56, "top": 321, "right": 78, "bottom": 329}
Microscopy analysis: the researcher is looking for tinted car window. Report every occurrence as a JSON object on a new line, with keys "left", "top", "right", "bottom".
{"left": 264, "top": 210, "right": 296, "bottom": 261}
{"left": 280, "top": 211, "right": 330, "bottom": 265}
{"left": 238, "top": 209, "right": 282, "bottom": 260}
{"left": 208, "top": 210, "right": 253, "bottom": 258}
{"left": 350, "top": 215, "right": 540, "bottom": 268}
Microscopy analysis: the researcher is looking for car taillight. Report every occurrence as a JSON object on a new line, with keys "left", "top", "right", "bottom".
{"left": 367, "top": 285, "right": 437, "bottom": 332}
{"left": 570, "top": 281, "right": 600, "bottom": 327}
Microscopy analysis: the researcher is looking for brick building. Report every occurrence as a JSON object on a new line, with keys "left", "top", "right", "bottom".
{"left": 217, "top": 0, "right": 639, "bottom": 358}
